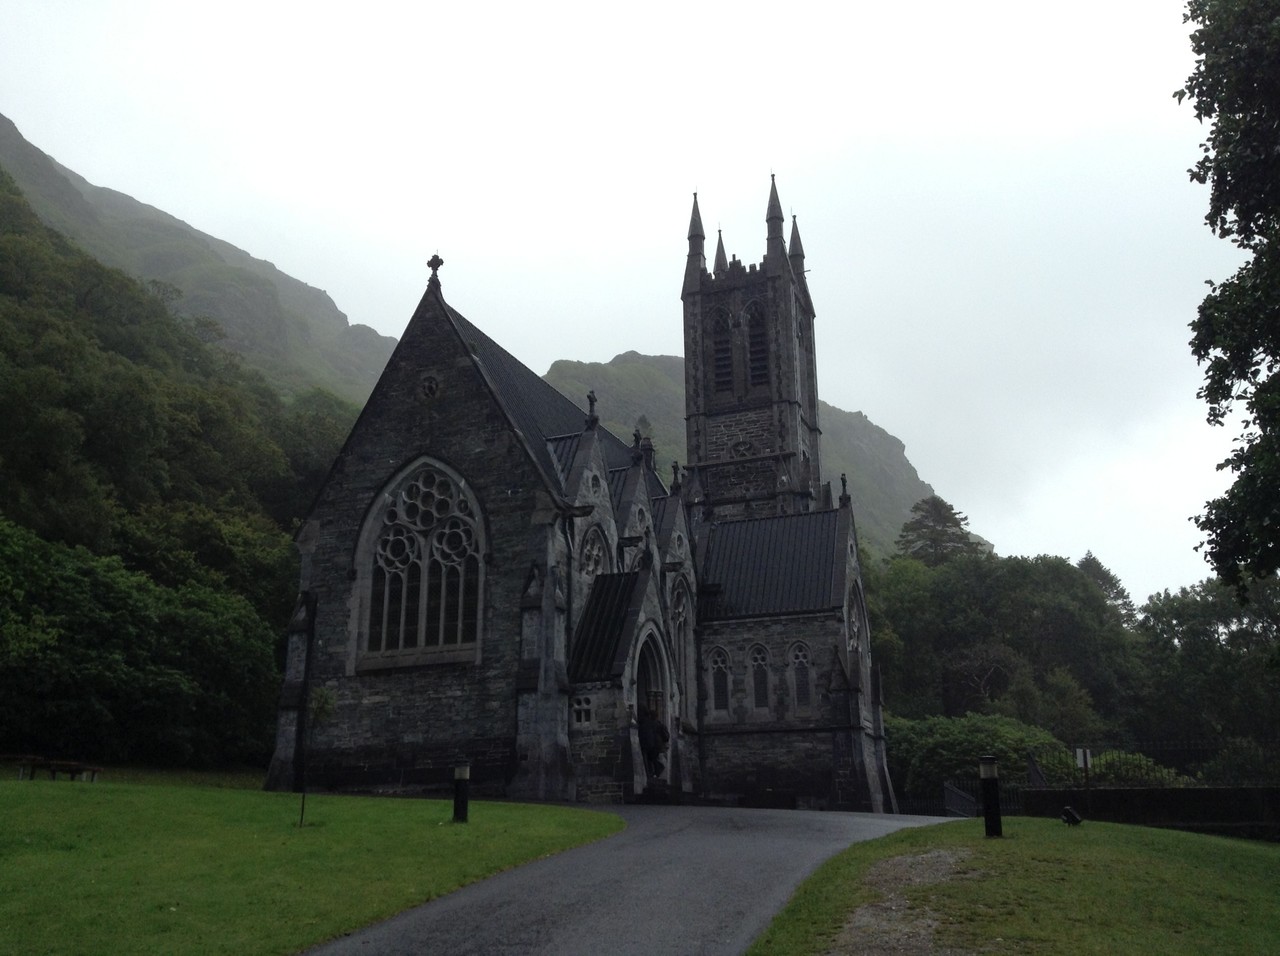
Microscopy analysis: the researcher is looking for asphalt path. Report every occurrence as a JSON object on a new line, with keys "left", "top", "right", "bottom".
{"left": 307, "top": 805, "right": 953, "bottom": 956}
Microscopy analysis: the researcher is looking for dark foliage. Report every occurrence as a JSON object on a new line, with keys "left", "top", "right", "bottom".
{"left": 0, "top": 165, "right": 358, "bottom": 765}
{"left": 1179, "top": 0, "right": 1280, "bottom": 591}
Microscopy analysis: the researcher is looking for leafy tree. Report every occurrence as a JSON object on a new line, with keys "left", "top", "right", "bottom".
{"left": 1076, "top": 551, "right": 1136, "bottom": 625}
{"left": 871, "top": 552, "right": 1135, "bottom": 733}
{"left": 1178, "top": 0, "right": 1280, "bottom": 591}
{"left": 0, "top": 516, "right": 278, "bottom": 765}
{"left": 895, "top": 494, "right": 982, "bottom": 567}
{"left": 1134, "top": 575, "right": 1280, "bottom": 745}
{"left": 885, "top": 713, "right": 1062, "bottom": 795}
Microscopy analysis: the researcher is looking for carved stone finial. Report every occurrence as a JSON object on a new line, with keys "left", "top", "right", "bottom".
{"left": 841, "top": 473, "right": 848, "bottom": 496}
{"left": 427, "top": 253, "right": 444, "bottom": 276}
{"left": 671, "top": 461, "right": 679, "bottom": 484}
{"left": 587, "top": 390, "right": 597, "bottom": 415}
{"left": 633, "top": 429, "right": 642, "bottom": 449}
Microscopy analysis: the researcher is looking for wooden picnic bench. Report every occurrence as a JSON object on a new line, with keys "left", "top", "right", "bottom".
{"left": 2, "top": 754, "right": 103, "bottom": 781}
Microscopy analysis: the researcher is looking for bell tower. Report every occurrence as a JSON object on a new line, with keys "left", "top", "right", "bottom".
{"left": 682, "top": 178, "right": 825, "bottom": 519}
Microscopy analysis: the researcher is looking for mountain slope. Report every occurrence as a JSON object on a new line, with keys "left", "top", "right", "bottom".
{"left": 0, "top": 113, "right": 394, "bottom": 403}
{"left": 543, "top": 352, "right": 934, "bottom": 557}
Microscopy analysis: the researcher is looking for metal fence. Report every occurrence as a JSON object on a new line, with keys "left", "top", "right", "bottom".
{"left": 1026, "top": 739, "right": 1280, "bottom": 789}
{"left": 894, "top": 738, "right": 1279, "bottom": 817}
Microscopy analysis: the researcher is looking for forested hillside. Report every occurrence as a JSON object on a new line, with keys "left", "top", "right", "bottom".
{"left": 543, "top": 352, "right": 935, "bottom": 556}
{"left": 2, "top": 128, "right": 1274, "bottom": 788}
{"left": 0, "top": 164, "right": 356, "bottom": 764}
{"left": 0, "top": 113, "right": 394, "bottom": 404}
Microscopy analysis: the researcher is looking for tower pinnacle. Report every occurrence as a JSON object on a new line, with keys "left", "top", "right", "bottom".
{"left": 766, "top": 176, "right": 785, "bottom": 260}
{"left": 683, "top": 192, "right": 707, "bottom": 297}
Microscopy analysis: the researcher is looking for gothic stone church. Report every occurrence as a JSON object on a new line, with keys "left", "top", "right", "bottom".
{"left": 266, "top": 180, "right": 896, "bottom": 811}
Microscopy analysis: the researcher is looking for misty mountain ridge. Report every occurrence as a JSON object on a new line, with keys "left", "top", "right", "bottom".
{"left": 0, "top": 112, "right": 395, "bottom": 404}
{"left": 1, "top": 113, "right": 937, "bottom": 555}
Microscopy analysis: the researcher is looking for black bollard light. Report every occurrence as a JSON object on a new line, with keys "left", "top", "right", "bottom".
{"left": 453, "top": 761, "right": 470, "bottom": 824}
{"left": 979, "top": 754, "right": 1002, "bottom": 838}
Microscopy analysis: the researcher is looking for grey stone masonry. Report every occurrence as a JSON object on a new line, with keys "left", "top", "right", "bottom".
{"left": 268, "top": 275, "right": 572, "bottom": 797}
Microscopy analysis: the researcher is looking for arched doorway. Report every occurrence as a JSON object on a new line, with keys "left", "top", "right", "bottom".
{"left": 632, "top": 633, "right": 674, "bottom": 788}
{"left": 636, "top": 637, "right": 666, "bottom": 721}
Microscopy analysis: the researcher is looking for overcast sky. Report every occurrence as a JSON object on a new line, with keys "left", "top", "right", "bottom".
{"left": 3, "top": 1, "right": 1247, "bottom": 603}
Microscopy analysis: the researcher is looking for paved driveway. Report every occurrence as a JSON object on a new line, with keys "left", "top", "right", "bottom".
{"left": 307, "top": 805, "right": 952, "bottom": 956}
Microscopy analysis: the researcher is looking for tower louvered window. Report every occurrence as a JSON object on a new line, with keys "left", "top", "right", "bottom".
{"left": 747, "top": 309, "right": 769, "bottom": 388}
{"left": 367, "top": 463, "right": 483, "bottom": 658}
{"left": 712, "top": 318, "right": 733, "bottom": 393}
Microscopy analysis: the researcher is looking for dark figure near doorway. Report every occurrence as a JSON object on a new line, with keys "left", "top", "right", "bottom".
{"left": 638, "top": 707, "right": 668, "bottom": 778}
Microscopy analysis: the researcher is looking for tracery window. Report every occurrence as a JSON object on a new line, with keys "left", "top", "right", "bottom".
{"left": 750, "top": 645, "right": 770, "bottom": 710}
{"left": 581, "top": 527, "right": 608, "bottom": 579}
{"left": 365, "top": 461, "right": 483, "bottom": 664}
{"left": 709, "top": 647, "right": 730, "bottom": 713}
{"left": 791, "top": 642, "right": 812, "bottom": 710}
{"left": 572, "top": 696, "right": 593, "bottom": 725}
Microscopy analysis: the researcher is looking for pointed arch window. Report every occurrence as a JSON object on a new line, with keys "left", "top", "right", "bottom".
{"left": 671, "top": 581, "right": 691, "bottom": 693}
{"left": 361, "top": 460, "right": 484, "bottom": 668}
{"left": 709, "top": 647, "right": 730, "bottom": 713}
{"left": 790, "top": 642, "right": 812, "bottom": 710}
{"left": 750, "top": 644, "right": 770, "bottom": 710}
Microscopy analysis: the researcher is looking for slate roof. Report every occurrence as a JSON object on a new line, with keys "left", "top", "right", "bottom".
{"left": 569, "top": 571, "right": 643, "bottom": 683}
{"left": 650, "top": 495, "right": 676, "bottom": 542}
{"left": 608, "top": 461, "right": 671, "bottom": 508}
{"left": 444, "top": 305, "right": 636, "bottom": 483}
{"left": 547, "top": 433, "right": 581, "bottom": 484}
{"left": 699, "top": 510, "right": 844, "bottom": 620}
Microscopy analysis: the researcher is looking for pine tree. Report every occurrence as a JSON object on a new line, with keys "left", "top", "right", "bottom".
{"left": 895, "top": 495, "right": 982, "bottom": 567}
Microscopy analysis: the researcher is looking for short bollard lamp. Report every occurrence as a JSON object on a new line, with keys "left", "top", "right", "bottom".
{"left": 979, "top": 755, "right": 1002, "bottom": 838}
{"left": 453, "top": 761, "right": 470, "bottom": 824}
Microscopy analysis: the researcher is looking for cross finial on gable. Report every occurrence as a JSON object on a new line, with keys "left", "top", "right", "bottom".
{"left": 428, "top": 253, "right": 444, "bottom": 278}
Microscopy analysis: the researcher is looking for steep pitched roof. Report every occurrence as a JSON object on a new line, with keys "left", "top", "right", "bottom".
{"left": 443, "top": 306, "right": 638, "bottom": 487}
{"left": 547, "top": 432, "right": 582, "bottom": 484}
{"left": 699, "top": 510, "right": 845, "bottom": 620}
{"left": 569, "top": 571, "right": 643, "bottom": 683}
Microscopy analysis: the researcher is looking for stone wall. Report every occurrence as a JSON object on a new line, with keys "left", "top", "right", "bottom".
{"left": 704, "top": 406, "right": 775, "bottom": 460}
{"left": 698, "top": 613, "right": 868, "bottom": 808}
{"left": 569, "top": 686, "right": 630, "bottom": 803}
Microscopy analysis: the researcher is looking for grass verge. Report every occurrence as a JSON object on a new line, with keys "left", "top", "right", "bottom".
{"left": 750, "top": 816, "right": 1280, "bottom": 955}
{"left": 1, "top": 778, "right": 623, "bottom": 956}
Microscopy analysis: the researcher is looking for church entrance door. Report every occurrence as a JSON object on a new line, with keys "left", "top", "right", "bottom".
{"left": 634, "top": 635, "right": 672, "bottom": 787}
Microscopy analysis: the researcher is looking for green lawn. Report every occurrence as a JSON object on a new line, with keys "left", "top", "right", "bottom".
{"left": 1, "top": 778, "right": 623, "bottom": 956}
{"left": 9, "top": 774, "right": 1278, "bottom": 956}
{"left": 751, "top": 816, "right": 1280, "bottom": 955}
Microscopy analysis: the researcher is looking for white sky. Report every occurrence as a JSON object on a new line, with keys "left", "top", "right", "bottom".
{"left": 2, "top": 1, "right": 1246, "bottom": 603}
